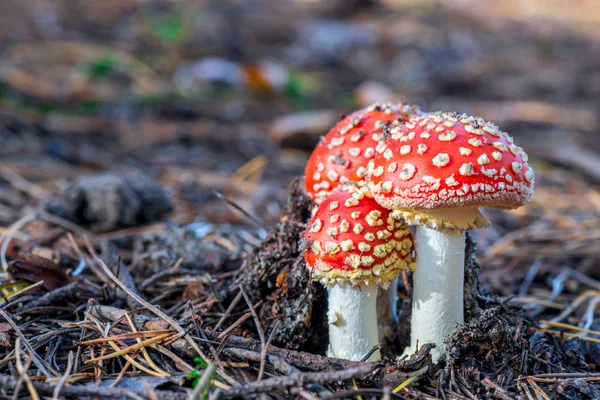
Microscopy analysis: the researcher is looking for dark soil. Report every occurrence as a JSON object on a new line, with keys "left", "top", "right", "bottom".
{"left": 236, "top": 179, "right": 329, "bottom": 354}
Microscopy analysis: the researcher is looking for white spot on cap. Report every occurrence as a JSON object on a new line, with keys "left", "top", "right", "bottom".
{"left": 373, "top": 244, "right": 387, "bottom": 258}
{"left": 351, "top": 211, "right": 361, "bottom": 219}
{"left": 364, "top": 148, "right": 375, "bottom": 158}
{"left": 340, "top": 220, "right": 349, "bottom": 232}
{"left": 525, "top": 168, "right": 534, "bottom": 182}
{"left": 361, "top": 256, "right": 374, "bottom": 266}
{"left": 512, "top": 162, "right": 523, "bottom": 174}
{"left": 348, "top": 148, "right": 361, "bottom": 157}
{"left": 310, "top": 219, "right": 322, "bottom": 232}
{"left": 477, "top": 154, "right": 490, "bottom": 165}
{"left": 459, "top": 163, "right": 476, "bottom": 176}
{"left": 327, "top": 227, "right": 338, "bottom": 237}
{"left": 492, "top": 151, "right": 503, "bottom": 161}
{"left": 373, "top": 166, "right": 384, "bottom": 177}
{"left": 400, "top": 145, "right": 411, "bottom": 155}
{"left": 330, "top": 137, "right": 344, "bottom": 147}
{"left": 388, "top": 162, "right": 397, "bottom": 173}
{"left": 317, "top": 163, "right": 325, "bottom": 172}
{"left": 327, "top": 170, "right": 339, "bottom": 181}
{"left": 346, "top": 254, "right": 360, "bottom": 268}
{"left": 383, "top": 148, "right": 394, "bottom": 160}
{"left": 353, "top": 223, "right": 364, "bottom": 234}
{"left": 381, "top": 181, "right": 393, "bottom": 193}
{"left": 445, "top": 175, "right": 459, "bottom": 187}
{"left": 493, "top": 142, "right": 507, "bottom": 152}
{"left": 482, "top": 167, "right": 497, "bottom": 177}
{"left": 311, "top": 241, "right": 321, "bottom": 253}
{"left": 439, "top": 130, "right": 457, "bottom": 141}
{"left": 432, "top": 153, "right": 450, "bottom": 167}
{"left": 399, "top": 163, "right": 416, "bottom": 180}
{"left": 459, "top": 147, "right": 472, "bottom": 156}
{"left": 325, "top": 241, "right": 339, "bottom": 254}
{"left": 329, "top": 201, "right": 339, "bottom": 210}
{"left": 344, "top": 197, "right": 359, "bottom": 207}
{"left": 420, "top": 132, "right": 431, "bottom": 139}
{"left": 417, "top": 144, "right": 428, "bottom": 155}
{"left": 468, "top": 138, "right": 482, "bottom": 147}
{"left": 358, "top": 242, "right": 371, "bottom": 252}
{"left": 340, "top": 240, "right": 354, "bottom": 251}
{"left": 312, "top": 172, "right": 321, "bottom": 180}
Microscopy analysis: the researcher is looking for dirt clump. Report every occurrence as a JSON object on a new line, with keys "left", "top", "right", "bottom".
{"left": 236, "top": 179, "right": 328, "bottom": 354}
{"left": 442, "top": 305, "right": 595, "bottom": 398}
{"left": 45, "top": 172, "right": 173, "bottom": 232}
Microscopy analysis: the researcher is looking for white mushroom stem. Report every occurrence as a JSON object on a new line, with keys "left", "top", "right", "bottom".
{"left": 377, "top": 277, "right": 398, "bottom": 342}
{"left": 410, "top": 226, "right": 465, "bottom": 361}
{"left": 327, "top": 282, "right": 380, "bottom": 361}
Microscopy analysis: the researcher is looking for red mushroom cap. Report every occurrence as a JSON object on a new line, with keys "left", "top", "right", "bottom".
{"left": 304, "top": 185, "right": 414, "bottom": 287}
{"left": 305, "top": 103, "right": 421, "bottom": 202}
{"left": 368, "top": 112, "right": 534, "bottom": 230}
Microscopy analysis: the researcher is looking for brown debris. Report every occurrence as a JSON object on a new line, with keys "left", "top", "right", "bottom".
{"left": 7, "top": 252, "right": 69, "bottom": 291}
{"left": 236, "top": 179, "right": 328, "bottom": 353}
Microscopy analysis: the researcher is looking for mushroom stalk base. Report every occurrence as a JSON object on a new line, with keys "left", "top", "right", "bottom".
{"left": 377, "top": 276, "right": 399, "bottom": 342}
{"left": 410, "top": 227, "right": 465, "bottom": 361}
{"left": 327, "top": 283, "right": 380, "bottom": 361}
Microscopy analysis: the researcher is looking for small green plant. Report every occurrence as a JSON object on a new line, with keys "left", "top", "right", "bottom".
{"left": 285, "top": 72, "right": 321, "bottom": 111}
{"left": 87, "top": 53, "right": 118, "bottom": 80}
{"left": 187, "top": 357, "right": 208, "bottom": 388}
{"left": 147, "top": 10, "right": 187, "bottom": 46}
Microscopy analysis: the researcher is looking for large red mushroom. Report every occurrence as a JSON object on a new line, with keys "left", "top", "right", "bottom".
{"left": 369, "top": 111, "right": 534, "bottom": 360}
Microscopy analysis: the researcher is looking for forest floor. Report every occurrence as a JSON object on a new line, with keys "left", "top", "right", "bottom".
{"left": 0, "top": 0, "right": 599, "bottom": 398}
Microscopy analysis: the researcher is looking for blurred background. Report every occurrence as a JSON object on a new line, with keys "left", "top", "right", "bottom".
{"left": 0, "top": 0, "right": 599, "bottom": 282}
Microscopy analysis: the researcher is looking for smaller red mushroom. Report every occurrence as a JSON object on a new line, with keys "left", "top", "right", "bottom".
{"left": 304, "top": 184, "right": 414, "bottom": 361}
{"left": 305, "top": 102, "right": 421, "bottom": 203}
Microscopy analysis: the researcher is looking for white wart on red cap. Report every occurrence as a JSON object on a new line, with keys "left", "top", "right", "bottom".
{"left": 304, "top": 185, "right": 414, "bottom": 288}
{"left": 368, "top": 112, "right": 534, "bottom": 230}
{"left": 305, "top": 103, "right": 421, "bottom": 202}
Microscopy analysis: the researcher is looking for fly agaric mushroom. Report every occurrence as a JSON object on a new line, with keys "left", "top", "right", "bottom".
{"left": 305, "top": 102, "right": 421, "bottom": 203}
{"left": 368, "top": 111, "right": 534, "bottom": 361}
{"left": 304, "top": 185, "right": 414, "bottom": 361}
{"left": 304, "top": 102, "right": 420, "bottom": 340}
